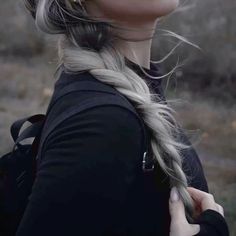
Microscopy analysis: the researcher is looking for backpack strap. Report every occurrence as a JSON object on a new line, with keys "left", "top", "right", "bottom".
{"left": 45, "top": 80, "right": 118, "bottom": 117}
{"left": 10, "top": 114, "right": 45, "bottom": 143}
{"left": 36, "top": 79, "right": 150, "bottom": 171}
{"left": 10, "top": 114, "right": 45, "bottom": 153}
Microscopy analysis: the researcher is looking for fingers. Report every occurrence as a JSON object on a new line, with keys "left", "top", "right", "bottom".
{"left": 187, "top": 187, "right": 224, "bottom": 215}
{"left": 169, "top": 187, "right": 187, "bottom": 224}
{"left": 187, "top": 187, "right": 214, "bottom": 202}
{"left": 168, "top": 187, "right": 204, "bottom": 236}
{"left": 216, "top": 203, "right": 224, "bottom": 217}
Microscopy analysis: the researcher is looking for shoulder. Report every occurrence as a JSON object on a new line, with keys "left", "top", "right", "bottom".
{"left": 37, "top": 104, "right": 144, "bottom": 202}
{"left": 43, "top": 70, "right": 143, "bottom": 140}
{"left": 43, "top": 103, "right": 143, "bottom": 150}
{"left": 38, "top": 71, "right": 145, "bottom": 162}
{"left": 40, "top": 96, "right": 145, "bottom": 167}
{"left": 48, "top": 70, "right": 137, "bottom": 122}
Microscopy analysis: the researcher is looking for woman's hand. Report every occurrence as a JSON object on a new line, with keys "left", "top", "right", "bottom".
{"left": 168, "top": 186, "right": 225, "bottom": 236}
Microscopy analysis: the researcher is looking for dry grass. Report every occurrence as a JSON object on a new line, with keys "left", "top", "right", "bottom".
{"left": 166, "top": 89, "right": 236, "bottom": 235}
{"left": 0, "top": 55, "right": 55, "bottom": 154}
{"left": 205, "top": 165, "right": 236, "bottom": 236}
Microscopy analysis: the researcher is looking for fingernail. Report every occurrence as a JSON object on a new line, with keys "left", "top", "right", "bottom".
{"left": 171, "top": 187, "right": 180, "bottom": 202}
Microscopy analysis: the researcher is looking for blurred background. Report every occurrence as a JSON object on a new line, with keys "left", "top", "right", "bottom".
{"left": 0, "top": 0, "right": 235, "bottom": 234}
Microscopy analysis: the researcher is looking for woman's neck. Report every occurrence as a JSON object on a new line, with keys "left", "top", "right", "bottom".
{"left": 117, "top": 41, "right": 152, "bottom": 70}
{"left": 113, "top": 21, "right": 157, "bottom": 70}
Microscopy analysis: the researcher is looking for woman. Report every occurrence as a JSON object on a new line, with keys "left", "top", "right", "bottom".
{"left": 17, "top": 0, "right": 229, "bottom": 235}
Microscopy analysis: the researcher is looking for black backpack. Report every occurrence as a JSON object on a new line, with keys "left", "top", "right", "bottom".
{"left": 0, "top": 73, "right": 154, "bottom": 236}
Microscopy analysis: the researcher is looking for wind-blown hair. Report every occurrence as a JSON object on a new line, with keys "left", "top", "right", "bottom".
{"left": 24, "top": 0, "right": 198, "bottom": 223}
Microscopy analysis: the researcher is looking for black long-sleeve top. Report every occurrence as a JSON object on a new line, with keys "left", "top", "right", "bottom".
{"left": 16, "top": 58, "right": 229, "bottom": 236}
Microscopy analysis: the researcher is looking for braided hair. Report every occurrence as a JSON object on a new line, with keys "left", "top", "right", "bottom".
{"left": 23, "top": 0, "right": 196, "bottom": 223}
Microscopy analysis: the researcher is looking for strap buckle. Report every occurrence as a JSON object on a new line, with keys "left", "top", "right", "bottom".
{"left": 142, "top": 151, "right": 155, "bottom": 172}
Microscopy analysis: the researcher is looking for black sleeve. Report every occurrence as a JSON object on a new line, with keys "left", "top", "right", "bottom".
{"left": 15, "top": 105, "right": 143, "bottom": 236}
{"left": 193, "top": 209, "right": 230, "bottom": 236}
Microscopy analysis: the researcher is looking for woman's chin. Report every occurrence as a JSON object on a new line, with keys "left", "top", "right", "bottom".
{"left": 163, "top": 0, "right": 179, "bottom": 14}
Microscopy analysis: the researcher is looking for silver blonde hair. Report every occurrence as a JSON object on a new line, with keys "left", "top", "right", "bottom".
{"left": 24, "top": 0, "right": 199, "bottom": 223}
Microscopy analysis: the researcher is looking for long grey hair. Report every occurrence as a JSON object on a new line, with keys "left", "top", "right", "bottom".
{"left": 24, "top": 0, "right": 197, "bottom": 223}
